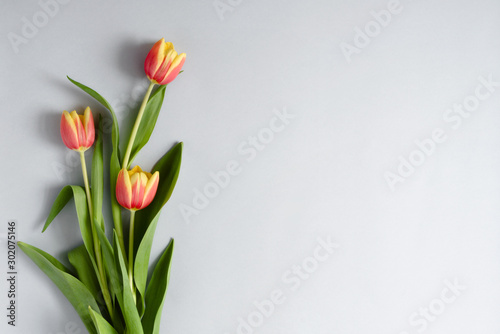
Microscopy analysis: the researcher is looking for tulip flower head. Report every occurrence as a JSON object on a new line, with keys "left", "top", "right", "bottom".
{"left": 116, "top": 166, "right": 159, "bottom": 211}
{"left": 144, "top": 38, "right": 186, "bottom": 85}
{"left": 60, "top": 107, "right": 95, "bottom": 152}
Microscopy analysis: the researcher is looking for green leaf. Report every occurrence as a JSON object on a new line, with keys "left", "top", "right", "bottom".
{"left": 18, "top": 242, "right": 100, "bottom": 334}
{"left": 42, "top": 186, "right": 73, "bottom": 232}
{"left": 135, "top": 142, "right": 182, "bottom": 249}
{"left": 95, "top": 226, "right": 118, "bottom": 302}
{"left": 133, "top": 214, "right": 160, "bottom": 305}
{"left": 43, "top": 185, "right": 94, "bottom": 259}
{"left": 110, "top": 151, "right": 125, "bottom": 260}
{"left": 133, "top": 143, "right": 182, "bottom": 305}
{"left": 92, "top": 115, "right": 104, "bottom": 231}
{"left": 67, "top": 76, "right": 115, "bottom": 123}
{"left": 21, "top": 242, "right": 71, "bottom": 273}
{"left": 94, "top": 227, "right": 125, "bottom": 333}
{"left": 141, "top": 240, "right": 174, "bottom": 334}
{"left": 89, "top": 307, "right": 119, "bottom": 334}
{"left": 113, "top": 232, "right": 144, "bottom": 334}
{"left": 136, "top": 288, "right": 146, "bottom": 318}
{"left": 67, "top": 76, "right": 125, "bottom": 263}
{"left": 127, "top": 85, "right": 166, "bottom": 167}
{"left": 73, "top": 186, "right": 95, "bottom": 259}
{"left": 46, "top": 188, "right": 105, "bottom": 318}
{"left": 66, "top": 76, "right": 120, "bottom": 164}
{"left": 68, "top": 245, "right": 101, "bottom": 303}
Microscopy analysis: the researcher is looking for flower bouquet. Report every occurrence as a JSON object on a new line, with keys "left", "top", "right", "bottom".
{"left": 18, "top": 38, "right": 186, "bottom": 334}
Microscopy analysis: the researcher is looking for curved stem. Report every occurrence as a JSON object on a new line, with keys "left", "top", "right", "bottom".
{"left": 122, "top": 81, "right": 155, "bottom": 169}
{"left": 128, "top": 210, "right": 137, "bottom": 303}
{"left": 80, "top": 151, "right": 114, "bottom": 319}
{"left": 115, "top": 217, "right": 127, "bottom": 267}
{"left": 80, "top": 151, "right": 94, "bottom": 226}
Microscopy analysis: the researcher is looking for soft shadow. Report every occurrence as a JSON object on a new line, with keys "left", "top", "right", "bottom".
{"left": 36, "top": 110, "right": 63, "bottom": 148}
{"left": 148, "top": 238, "right": 174, "bottom": 281}
{"left": 115, "top": 38, "right": 153, "bottom": 79}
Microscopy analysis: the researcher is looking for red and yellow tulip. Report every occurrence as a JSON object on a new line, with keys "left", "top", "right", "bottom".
{"left": 144, "top": 38, "right": 186, "bottom": 85}
{"left": 60, "top": 107, "right": 95, "bottom": 152}
{"left": 116, "top": 166, "right": 159, "bottom": 211}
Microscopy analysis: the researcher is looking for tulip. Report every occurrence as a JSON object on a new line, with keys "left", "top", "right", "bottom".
{"left": 117, "top": 166, "right": 160, "bottom": 295}
{"left": 144, "top": 38, "right": 186, "bottom": 85}
{"left": 121, "top": 39, "right": 185, "bottom": 169}
{"left": 116, "top": 166, "right": 159, "bottom": 211}
{"left": 60, "top": 106, "right": 113, "bottom": 315}
{"left": 60, "top": 107, "right": 95, "bottom": 152}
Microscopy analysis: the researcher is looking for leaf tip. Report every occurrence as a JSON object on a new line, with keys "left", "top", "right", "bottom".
{"left": 174, "top": 141, "right": 183, "bottom": 154}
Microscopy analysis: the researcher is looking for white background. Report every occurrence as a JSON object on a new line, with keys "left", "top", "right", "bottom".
{"left": 2, "top": 0, "right": 500, "bottom": 333}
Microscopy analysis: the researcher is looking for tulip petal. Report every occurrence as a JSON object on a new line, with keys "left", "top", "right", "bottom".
{"left": 144, "top": 39, "right": 164, "bottom": 78}
{"left": 83, "top": 107, "right": 95, "bottom": 149}
{"left": 131, "top": 173, "right": 149, "bottom": 209}
{"left": 160, "top": 54, "right": 186, "bottom": 85}
{"left": 70, "top": 111, "right": 86, "bottom": 150}
{"left": 130, "top": 173, "right": 141, "bottom": 209}
{"left": 144, "top": 38, "right": 185, "bottom": 85}
{"left": 152, "top": 52, "right": 174, "bottom": 84}
{"left": 145, "top": 39, "right": 169, "bottom": 81}
{"left": 117, "top": 166, "right": 159, "bottom": 210}
{"left": 116, "top": 169, "right": 133, "bottom": 209}
{"left": 142, "top": 171, "right": 159, "bottom": 209}
{"left": 60, "top": 111, "right": 80, "bottom": 150}
{"left": 128, "top": 165, "right": 143, "bottom": 177}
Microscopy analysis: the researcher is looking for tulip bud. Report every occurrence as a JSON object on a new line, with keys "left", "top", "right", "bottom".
{"left": 116, "top": 166, "right": 159, "bottom": 211}
{"left": 60, "top": 107, "right": 95, "bottom": 152}
{"left": 144, "top": 38, "right": 186, "bottom": 85}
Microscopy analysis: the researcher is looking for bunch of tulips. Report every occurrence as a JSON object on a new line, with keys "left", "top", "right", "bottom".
{"left": 18, "top": 38, "right": 186, "bottom": 334}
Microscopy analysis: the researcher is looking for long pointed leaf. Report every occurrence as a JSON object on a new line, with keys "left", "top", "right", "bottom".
{"left": 21, "top": 242, "right": 71, "bottom": 273}
{"left": 74, "top": 186, "right": 95, "bottom": 259}
{"left": 67, "top": 76, "right": 125, "bottom": 263}
{"left": 110, "top": 151, "right": 124, "bottom": 260}
{"left": 134, "top": 214, "right": 160, "bottom": 301}
{"left": 42, "top": 185, "right": 95, "bottom": 260}
{"left": 67, "top": 76, "right": 115, "bottom": 118}
{"left": 92, "top": 115, "right": 104, "bottom": 230}
{"left": 113, "top": 232, "right": 144, "bottom": 334}
{"left": 95, "top": 226, "right": 125, "bottom": 333}
{"left": 42, "top": 186, "right": 73, "bottom": 232}
{"left": 18, "top": 242, "right": 100, "bottom": 334}
{"left": 141, "top": 240, "right": 174, "bottom": 334}
{"left": 135, "top": 142, "right": 182, "bottom": 250}
{"left": 44, "top": 187, "right": 107, "bottom": 319}
{"left": 68, "top": 244, "right": 101, "bottom": 303}
{"left": 127, "top": 85, "right": 166, "bottom": 167}
{"left": 45, "top": 186, "right": 104, "bottom": 305}
{"left": 66, "top": 76, "right": 122, "bottom": 222}
{"left": 89, "top": 307, "right": 119, "bottom": 334}
{"left": 95, "top": 227, "right": 119, "bottom": 302}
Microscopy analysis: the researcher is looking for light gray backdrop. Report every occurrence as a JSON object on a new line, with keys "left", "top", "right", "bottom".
{"left": 2, "top": 0, "right": 500, "bottom": 333}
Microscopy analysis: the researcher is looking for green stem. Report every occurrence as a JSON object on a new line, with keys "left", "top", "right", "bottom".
{"left": 128, "top": 210, "right": 137, "bottom": 303}
{"left": 80, "top": 151, "right": 114, "bottom": 319}
{"left": 115, "top": 218, "right": 127, "bottom": 267}
{"left": 122, "top": 81, "right": 155, "bottom": 169}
